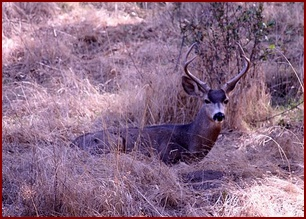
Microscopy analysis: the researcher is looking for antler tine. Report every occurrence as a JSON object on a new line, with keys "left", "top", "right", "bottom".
{"left": 222, "top": 42, "right": 250, "bottom": 93}
{"left": 184, "top": 42, "right": 211, "bottom": 92}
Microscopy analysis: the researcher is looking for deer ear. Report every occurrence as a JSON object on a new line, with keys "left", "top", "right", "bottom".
{"left": 182, "top": 76, "right": 205, "bottom": 97}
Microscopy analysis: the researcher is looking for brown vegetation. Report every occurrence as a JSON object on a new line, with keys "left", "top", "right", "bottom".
{"left": 2, "top": 2, "right": 304, "bottom": 216}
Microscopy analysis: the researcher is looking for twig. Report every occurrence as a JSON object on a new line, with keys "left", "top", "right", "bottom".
{"left": 174, "top": 37, "right": 185, "bottom": 73}
{"left": 128, "top": 52, "right": 143, "bottom": 80}
{"left": 254, "top": 100, "right": 304, "bottom": 123}
{"left": 31, "top": 196, "right": 39, "bottom": 217}
{"left": 276, "top": 48, "right": 304, "bottom": 93}
{"left": 132, "top": 185, "right": 163, "bottom": 216}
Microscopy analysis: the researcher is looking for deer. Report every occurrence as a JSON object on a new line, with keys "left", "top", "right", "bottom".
{"left": 71, "top": 43, "right": 250, "bottom": 164}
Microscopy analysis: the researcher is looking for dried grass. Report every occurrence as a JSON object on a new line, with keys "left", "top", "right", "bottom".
{"left": 2, "top": 2, "right": 304, "bottom": 217}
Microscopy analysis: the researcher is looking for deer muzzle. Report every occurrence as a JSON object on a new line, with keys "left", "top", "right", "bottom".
{"left": 213, "top": 112, "right": 225, "bottom": 122}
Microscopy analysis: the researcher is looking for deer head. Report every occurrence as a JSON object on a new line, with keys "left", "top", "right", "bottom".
{"left": 182, "top": 43, "right": 250, "bottom": 123}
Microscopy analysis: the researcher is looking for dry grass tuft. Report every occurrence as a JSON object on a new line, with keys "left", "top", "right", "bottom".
{"left": 239, "top": 176, "right": 304, "bottom": 216}
{"left": 2, "top": 2, "right": 304, "bottom": 217}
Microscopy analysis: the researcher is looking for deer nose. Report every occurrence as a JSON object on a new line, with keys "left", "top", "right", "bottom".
{"left": 213, "top": 112, "right": 225, "bottom": 122}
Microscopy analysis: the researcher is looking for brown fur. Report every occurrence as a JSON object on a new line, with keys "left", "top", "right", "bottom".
{"left": 71, "top": 43, "right": 250, "bottom": 164}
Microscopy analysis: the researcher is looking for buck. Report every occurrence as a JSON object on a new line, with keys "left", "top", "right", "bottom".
{"left": 71, "top": 43, "right": 250, "bottom": 164}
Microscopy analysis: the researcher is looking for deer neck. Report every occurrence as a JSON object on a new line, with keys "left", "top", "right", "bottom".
{"left": 187, "top": 107, "right": 222, "bottom": 152}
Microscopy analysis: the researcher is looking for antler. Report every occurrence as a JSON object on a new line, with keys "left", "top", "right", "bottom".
{"left": 222, "top": 43, "right": 250, "bottom": 93}
{"left": 184, "top": 42, "right": 211, "bottom": 92}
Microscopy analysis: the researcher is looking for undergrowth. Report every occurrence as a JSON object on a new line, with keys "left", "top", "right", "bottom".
{"left": 2, "top": 2, "right": 304, "bottom": 216}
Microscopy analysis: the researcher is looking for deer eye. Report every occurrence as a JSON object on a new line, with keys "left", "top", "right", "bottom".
{"left": 204, "top": 99, "right": 211, "bottom": 104}
{"left": 224, "top": 99, "right": 229, "bottom": 104}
